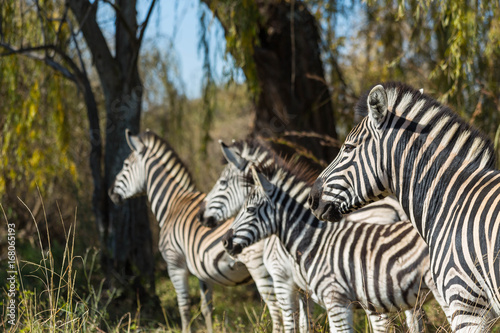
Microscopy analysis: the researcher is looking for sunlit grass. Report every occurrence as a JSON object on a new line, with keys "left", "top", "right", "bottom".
{"left": 3, "top": 197, "right": 499, "bottom": 332}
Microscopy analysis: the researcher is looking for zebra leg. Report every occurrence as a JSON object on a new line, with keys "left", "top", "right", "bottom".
{"left": 423, "top": 272, "right": 452, "bottom": 324}
{"left": 298, "top": 293, "right": 314, "bottom": 333}
{"left": 199, "top": 280, "right": 214, "bottom": 333}
{"left": 449, "top": 303, "right": 492, "bottom": 333}
{"left": 326, "top": 305, "right": 353, "bottom": 333}
{"left": 366, "top": 311, "right": 389, "bottom": 333}
{"left": 275, "top": 282, "right": 301, "bottom": 333}
{"left": 404, "top": 309, "right": 425, "bottom": 333}
{"left": 246, "top": 266, "right": 284, "bottom": 333}
{"left": 168, "top": 266, "right": 192, "bottom": 333}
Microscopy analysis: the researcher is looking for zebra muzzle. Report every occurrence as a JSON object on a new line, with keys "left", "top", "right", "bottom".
{"left": 319, "top": 201, "right": 343, "bottom": 222}
{"left": 197, "top": 202, "right": 218, "bottom": 228}
{"left": 222, "top": 229, "right": 243, "bottom": 256}
{"left": 308, "top": 178, "right": 325, "bottom": 211}
{"left": 108, "top": 187, "right": 123, "bottom": 205}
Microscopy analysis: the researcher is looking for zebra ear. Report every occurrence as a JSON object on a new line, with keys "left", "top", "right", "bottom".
{"left": 367, "top": 85, "right": 388, "bottom": 126}
{"left": 251, "top": 166, "right": 273, "bottom": 196}
{"left": 220, "top": 140, "right": 247, "bottom": 170}
{"left": 125, "top": 129, "right": 145, "bottom": 152}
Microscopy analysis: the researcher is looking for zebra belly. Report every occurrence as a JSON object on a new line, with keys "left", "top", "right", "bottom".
{"left": 191, "top": 244, "right": 251, "bottom": 286}
{"left": 160, "top": 234, "right": 252, "bottom": 287}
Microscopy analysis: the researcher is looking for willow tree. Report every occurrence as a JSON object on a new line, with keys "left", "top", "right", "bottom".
{"left": 358, "top": 0, "right": 500, "bottom": 158}
{"left": 201, "top": 0, "right": 340, "bottom": 162}
{"left": 1, "top": 0, "right": 158, "bottom": 297}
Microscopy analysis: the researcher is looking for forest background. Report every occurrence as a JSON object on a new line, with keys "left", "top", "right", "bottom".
{"left": 0, "top": 0, "right": 499, "bottom": 331}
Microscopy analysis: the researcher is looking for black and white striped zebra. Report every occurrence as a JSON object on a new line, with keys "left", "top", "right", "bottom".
{"left": 198, "top": 139, "right": 408, "bottom": 227}
{"left": 222, "top": 158, "right": 451, "bottom": 332}
{"left": 108, "top": 130, "right": 283, "bottom": 333}
{"left": 309, "top": 82, "right": 500, "bottom": 332}
{"left": 199, "top": 139, "right": 316, "bottom": 332}
{"left": 198, "top": 139, "right": 434, "bottom": 332}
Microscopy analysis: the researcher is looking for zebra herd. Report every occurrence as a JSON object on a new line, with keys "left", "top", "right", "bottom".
{"left": 109, "top": 82, "right": 500, "bottom": 332}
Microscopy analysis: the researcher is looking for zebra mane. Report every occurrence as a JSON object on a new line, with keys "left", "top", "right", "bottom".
{"left": 138, "top": 131, "right": 196, "bottom": 190}
{"left": 229, "top": 137, "right": 275, "bottom": 163}
{"left": 356, "top": 82, "right": 496, "bottom": 167}
{"left": 244, "top": 155, "right": 319, "bottom": 188}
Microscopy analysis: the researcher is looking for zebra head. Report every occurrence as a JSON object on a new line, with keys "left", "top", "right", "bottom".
{"left": 109, "top": 129, "right": 147, "bottom": 204}
{"left": 198, "top": 139, "right": 272, "bottom": 228}
{"left": 309, "top": 85, "right": 390, "bottom": 222}
{"left": 223, "top": 167, "right": 276, "bottom": 256}
{"left": 198, "top": 141, "right": 249, "bottom": 227}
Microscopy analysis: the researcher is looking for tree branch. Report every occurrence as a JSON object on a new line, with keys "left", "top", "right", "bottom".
{"left": 102, "top": 0, "right": 137, "bottom": 45}
{"left": 0, "top": 43, "right": 57, "bottom": 56}
{"left": 67, "top": 0, "right": 119, "bottom": 95}
{"left": 137, "top": 0, "right": 157, "bottom": 48}
{"left": 0, "top": 42, "right": 76, "bottom": 81}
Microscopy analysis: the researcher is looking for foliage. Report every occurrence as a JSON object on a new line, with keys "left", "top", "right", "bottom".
{"left": 314, "top": 0, "right": 500, "bottom": 143}
{"left": 201, "top": 0, "right": 260, "bottom": 95}
{"left": 365, "top": 0, "right": 500, "bottom": 159}
{"left": 0, "top": 0, "right": 82, "bottom": 224}
{"left": 141, "top": 45, "right": 254, "bottom": 191}
{"left": 0, "top": 204, "right": 112, "bottom": 332}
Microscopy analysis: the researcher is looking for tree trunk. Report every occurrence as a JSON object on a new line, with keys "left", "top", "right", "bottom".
{"left": 204, "top": 0, "right": 339, "bottom": 162}
{"left": 251, "top": 1, "right": 338, "bottom": 161}
{"left": 68, "top": 0, "right": 155, "bottom": 298}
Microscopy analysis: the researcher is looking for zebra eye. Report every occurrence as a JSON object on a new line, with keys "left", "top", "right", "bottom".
{"left": 247, "top": 207, "right": 256, "bottom": 214}
{"left": 219, "top": 179, "right": 227, "bottom": 187}
{"left": 343, "top": 144, "right": 355, "bottom": 153}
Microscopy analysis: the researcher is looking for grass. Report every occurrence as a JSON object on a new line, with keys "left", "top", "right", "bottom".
{"left": 2, "top": 197, "right": 499, "bottom": 332}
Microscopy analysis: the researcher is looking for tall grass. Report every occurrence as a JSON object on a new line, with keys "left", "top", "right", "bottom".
{"left": 2, "top": 194, "right": 486, "bottom": 332}
{"left": 1, "top": 197, "right": 123, "bottom": 332}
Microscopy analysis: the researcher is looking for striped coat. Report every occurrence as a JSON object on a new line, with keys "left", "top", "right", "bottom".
{"left": 201, "top": 139, "right": 449, "bottom": 332}
{"left": 224, "top": 159, "right": 450, "bottom": 332}
{"left": 109, "top": 130, "right": 282, "bottom": 333}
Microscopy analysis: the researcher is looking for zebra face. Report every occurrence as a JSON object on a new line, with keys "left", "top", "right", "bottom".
{"left": 223, "top": 168, "right": 275, "bottom": 256}
{"left": 310, "top": 85, "right": 390, "bottom": 222}
{"left": 199, "top": 140, "right": 253, "bottom": 228}
{"left": 199, "top": 163, "right": 249, "bottom": 228}
{"left": 109, "top": 130, "right": 147, "bottom": 204}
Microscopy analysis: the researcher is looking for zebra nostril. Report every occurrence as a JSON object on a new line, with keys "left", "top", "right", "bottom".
{"left": 308, "top": 194, "right": 316, "bottom": 210}
{"left": 309, "top": 191, "right": 320, "bottom": 210}
{"left": 309, "top": 180, "right": 323, "bottom": 211}
{"left": 222, "top": 228, "right": 234, "bottom": 250}
{"left": 223, "top": 237, "right": 232, "bottom": 250}
{"left": 197, "top": 202, "right": 206, "bottom": 222}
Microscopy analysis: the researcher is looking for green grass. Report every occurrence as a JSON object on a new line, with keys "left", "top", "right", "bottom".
{"left": 3, "top": 200, "right": 499, "bottom": 332}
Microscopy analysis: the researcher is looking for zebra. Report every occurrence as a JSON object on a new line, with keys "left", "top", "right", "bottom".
{"left": 199, "top": 139, "right": 448, "bottom": 332}
{"left": 198, "top": 138, "right": 316, "bottom": 332}
{"left": 309, "top": 82, "right": 500, "bottom": 332}
{"left": 198, "top": 138, "right": 408, "bottom": 227}
{"left": 222, "top": 157, "right": 452, "bottom": 332}
{"left": 108, "top": 130, "right": 283, "bottom": 333}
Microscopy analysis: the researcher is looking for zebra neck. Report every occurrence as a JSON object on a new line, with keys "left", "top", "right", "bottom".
{"left": 275, "top": 184, "right": 325, "bottom": 263}
{"left": 144, "top": 149, "right": 197, "bottom": 225}
{"left": 387, "top": 129, "right": 495, "bottom": 243}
